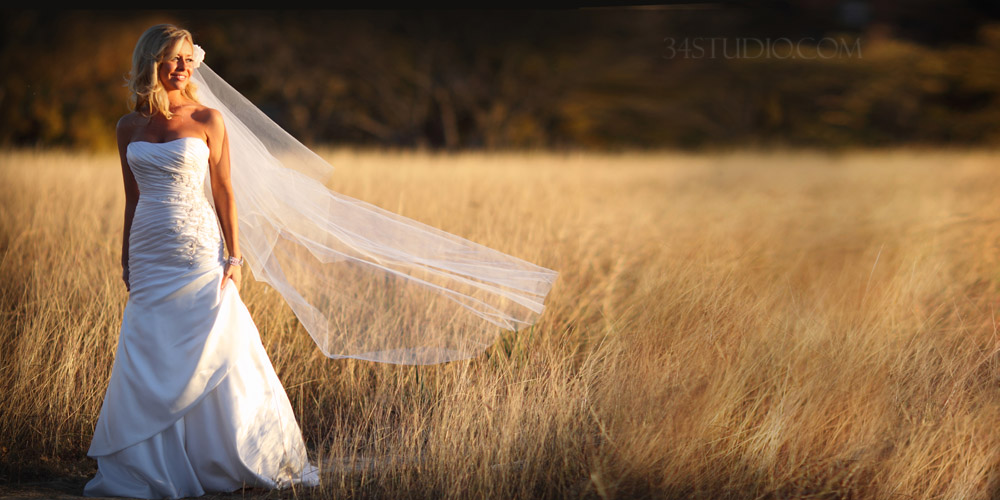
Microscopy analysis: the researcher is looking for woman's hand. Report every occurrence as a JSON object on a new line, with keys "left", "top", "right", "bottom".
{"left": 222, "top": 262, "right": 242, "bottom": 290}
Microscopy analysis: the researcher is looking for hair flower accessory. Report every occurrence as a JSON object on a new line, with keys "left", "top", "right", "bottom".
{"left": 191, "top": 44, "right": 205, "bottom": 69}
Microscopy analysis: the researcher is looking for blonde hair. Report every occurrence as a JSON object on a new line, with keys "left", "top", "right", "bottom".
{"left": 128, "top": 24, "right": 199, "bottom": 119}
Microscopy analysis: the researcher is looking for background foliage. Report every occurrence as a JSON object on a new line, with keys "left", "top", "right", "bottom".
{"left": 3, "top": 6, "right": 1000, "bottom": 152}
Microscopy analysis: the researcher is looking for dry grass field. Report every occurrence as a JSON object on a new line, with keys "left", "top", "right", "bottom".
{"left": 3, "top": 147, "right": 1000, "bottom": 499}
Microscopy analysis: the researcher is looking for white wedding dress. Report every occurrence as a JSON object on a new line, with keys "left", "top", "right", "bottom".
{"left": 84, "top": 137, "right": 319, "bottom": 499}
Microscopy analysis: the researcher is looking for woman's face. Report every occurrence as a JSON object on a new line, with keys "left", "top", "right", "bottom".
{"left": 158, "top": 39, "right": 194, "bottom": 92}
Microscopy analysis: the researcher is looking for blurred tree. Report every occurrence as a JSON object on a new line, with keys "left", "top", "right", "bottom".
{"left": 2, "top": 8, "right": 999, "bottom": 151}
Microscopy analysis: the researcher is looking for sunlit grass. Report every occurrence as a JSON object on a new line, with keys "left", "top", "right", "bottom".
{"left": 3, "top": 147, "right": 1000, "bottom": 499}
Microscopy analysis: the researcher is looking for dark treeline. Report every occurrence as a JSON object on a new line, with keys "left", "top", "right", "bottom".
{"left": 2, "top": 5, "right": 1000, "bottom": 152}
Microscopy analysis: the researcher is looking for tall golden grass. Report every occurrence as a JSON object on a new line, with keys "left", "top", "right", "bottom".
{"left": 3, "top": 147, "right": 1000, "bottom": 499}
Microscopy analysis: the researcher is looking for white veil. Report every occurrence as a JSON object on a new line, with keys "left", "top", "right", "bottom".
{"left": 190, "top": 61, "right": 558, "bottom": 365}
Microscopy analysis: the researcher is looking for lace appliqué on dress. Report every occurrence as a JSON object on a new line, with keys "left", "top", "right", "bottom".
{"left": 162, "top": 170, "right": 224, "bottom": 269}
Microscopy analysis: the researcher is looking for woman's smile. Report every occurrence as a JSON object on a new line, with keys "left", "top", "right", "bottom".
{"left": 158, "top": 39, "right": 194, "bottom": 91}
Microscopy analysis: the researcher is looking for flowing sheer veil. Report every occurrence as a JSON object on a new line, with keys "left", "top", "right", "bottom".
{"left": 190, "top": 62, "right": 558, "bottom": 365}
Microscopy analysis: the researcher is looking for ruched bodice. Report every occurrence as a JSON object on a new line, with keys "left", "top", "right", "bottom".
{"left": 126, "top": 138, "right": 224, "bottom": 286}
{"left": 127, "top": 137, "right": 210, "bottom": 201}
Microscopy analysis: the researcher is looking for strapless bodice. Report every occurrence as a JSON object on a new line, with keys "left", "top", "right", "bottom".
{"left": 127, "top": 137, "right": 211, "bottom": 202}
{"left": 126, "top": 137, "right": 224, "bottom": 282}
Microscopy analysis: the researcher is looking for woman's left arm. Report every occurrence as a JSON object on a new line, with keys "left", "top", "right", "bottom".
{"left": 205, "top": 108, "right": 242, "bottom": 290}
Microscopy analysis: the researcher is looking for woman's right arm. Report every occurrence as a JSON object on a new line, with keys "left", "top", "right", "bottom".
{"left": 116, "top": 115, "right": 140, "bottom": 291}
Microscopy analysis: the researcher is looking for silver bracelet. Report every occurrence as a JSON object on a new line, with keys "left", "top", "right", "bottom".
{"left": 228, "top": 255, "right": 243, "bottom": 267}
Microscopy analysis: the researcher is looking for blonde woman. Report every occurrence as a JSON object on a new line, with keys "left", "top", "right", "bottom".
{"left": 84, "top": 24, "right": 318, "bottom": 498}
{"left": 87, "top": 20, "right": 558, "bottom": 500}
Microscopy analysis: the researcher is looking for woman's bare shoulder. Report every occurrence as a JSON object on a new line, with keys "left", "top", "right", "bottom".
{"left": 189, "top": 105, "right": 222, "bottom": 124}
{"left": 117, "top": 111, "right": 147, "bottom": 128}
{"left": 116, "top": 112, "right": 146, "bottom": 143}
{"left": 190, "top": 105, "right": 226, "bottom": 137}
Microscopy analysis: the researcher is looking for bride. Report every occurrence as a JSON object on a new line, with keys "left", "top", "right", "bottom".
{"left": 85, "top": 24, "right": 557, "bottom": 498}
{"left": 84, "top": 25, "right": 319, "bottom": 498}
